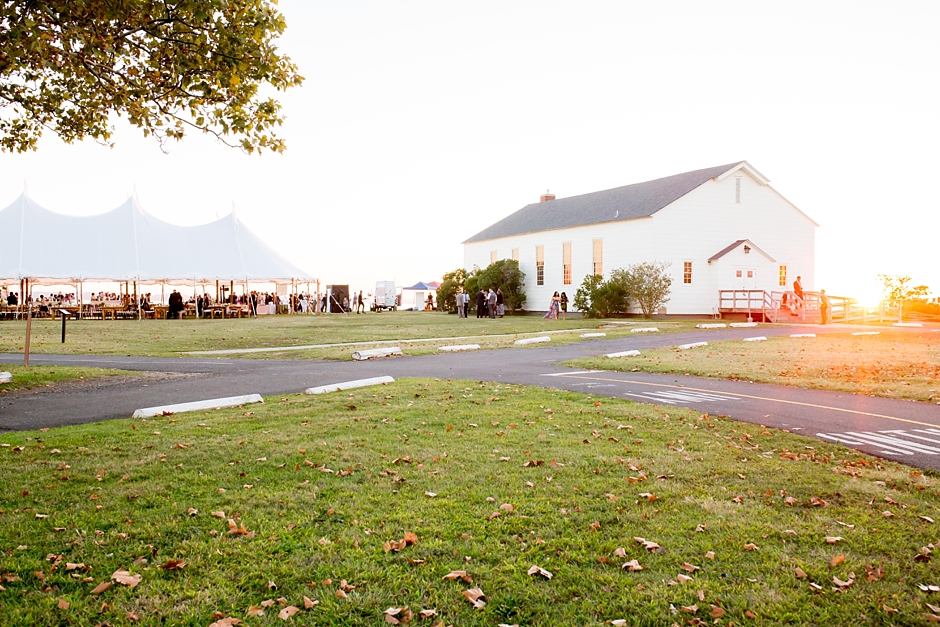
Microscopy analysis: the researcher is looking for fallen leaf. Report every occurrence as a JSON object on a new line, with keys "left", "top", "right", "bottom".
{"left": 419, "top": 608, "right": 437, "bottom": 617}
{"left": 882, "top": 604, "right": 898, "bottom": 613}
{"left": 613, "top": 548, "right": 627, "bottom": 558}
{"left": 865, "top": 565, "right": 884, "bottom": 581}
{"left": 833, "top": 573, "right": 856, "bottom": 588}
{"left": 208, "top": 618, "right": 241, "bottom": 627}
{"left": 825, "top": 536, "right": 843, "bottom": 544}
{"left": 278, "top": 606, "right": 300, "bottom": 620}
{"left": 676, "top": 574, "right": 694, "bottom": 584}
{"left": 424, "top": 492, "right": 437, "bottom": 498}
{"left": 680, "top": 563, "right": 700, "bottom": 573}
{"left": 830, "top": 554, "right": 845, "bottom": 567}
{"left": 443, "top": 570, "right": 473, "bottom": 583}
{"left": 187, "top": 507, "right": 198, "bottom": 516}
{"left": 743, "top": 543, "right": 759, "bottom": 551}
{"left": 160, "top": 559, "right": 187, "bottom": 571}
{"left": 211, "top": 511, "right": 226, "bottom": 518}
{"left": 90, "top": 581, "right": 112, "bottom": 595}
{"left": 705, "top": 551, "right": 716, "bottom": 560}
{"left": 745, "top": 610, "right": 758, "bottom": 618}
{"left": 795, "top": 567, "right": 808, "bottom": 579}
{"left": 621, "top": 559, "right": 643, "bottom": 571}
{"left": 335, "top": 589, "right": 348, "bottom": 599}
{"left": 57, "top": 599, "right": 70, "bottom": 610}
{"left": 111, "top": 570, "right": 142, "bottom": 588}
{"left": 527, "top": 565, "right": 553, "bottom": 579}
{"left": 461, "top": 587, "right": 486, "bottom": 609}
{"left": 246, "top": 606, "right": 265, "bottom": 617}
{"left": 303, "top": 596, "right": 318, "bottom": 609}
{"left": 709, "top": 605, "right": 725, "bottom": 618}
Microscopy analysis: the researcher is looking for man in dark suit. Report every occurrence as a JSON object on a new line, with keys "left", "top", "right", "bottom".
{"left": 475, "top": 289, "right": 486, "bottom": 318}
{"left": 168, "top": 289, "right": 184, "bottom": 319}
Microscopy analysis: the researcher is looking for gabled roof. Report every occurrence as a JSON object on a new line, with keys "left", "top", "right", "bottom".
{"left": 463, "top": 162, "right": 744, "bottom": 244}
{"left": 708, "top": 239, "right": 776, "bottom": 263}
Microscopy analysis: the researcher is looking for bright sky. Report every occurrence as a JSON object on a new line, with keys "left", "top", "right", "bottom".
{"left": 2, "top": 0, "right": 937, "bottom": 305}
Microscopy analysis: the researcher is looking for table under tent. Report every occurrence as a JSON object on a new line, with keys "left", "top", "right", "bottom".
{"left": 0, "top": 190, "right": 317, "bottom": 320}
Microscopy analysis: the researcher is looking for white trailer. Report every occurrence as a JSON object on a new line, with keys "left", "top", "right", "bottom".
{"left": 372, "top": 281, "right": 397, "bottom": 312}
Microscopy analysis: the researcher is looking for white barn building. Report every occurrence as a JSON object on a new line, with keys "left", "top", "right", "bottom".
{"left": 462, "top": 161, "right": 817, "bottom": 315}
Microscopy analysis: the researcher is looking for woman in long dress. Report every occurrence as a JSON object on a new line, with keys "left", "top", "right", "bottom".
{"left": 543, "top": 291, "right": 560, "bottom": 319}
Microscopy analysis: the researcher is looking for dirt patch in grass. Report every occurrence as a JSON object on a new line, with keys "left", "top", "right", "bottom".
{"left": 0, "top": 364, "right": 134, "bottom": 394}
{"left": 1, "top": 379, "right": 939, "bottom": 625}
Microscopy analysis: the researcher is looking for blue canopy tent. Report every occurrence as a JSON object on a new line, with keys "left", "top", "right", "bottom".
{"left": 401, "top": 282, "right": 438, "bottom": 310}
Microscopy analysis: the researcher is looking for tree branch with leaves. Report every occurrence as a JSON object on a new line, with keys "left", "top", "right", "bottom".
{"left": 0, "top": 0, "right": 303, "bottom": 153}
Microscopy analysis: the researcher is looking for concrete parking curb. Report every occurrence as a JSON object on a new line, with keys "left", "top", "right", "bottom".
{"left": 132, "top": 394, "right": 263, "bottom": 418}
{"left": 305, "top": 376, "right": 395, "bottom": 395}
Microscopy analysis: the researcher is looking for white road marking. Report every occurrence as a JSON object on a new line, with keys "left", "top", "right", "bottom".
{"left": 817, "top": 429, "right": 940, "bottom": 456}
{"left": 542, "top": 370, "right": 601, "bottom": 377}
{"left": 623, "top": 389, "right": 739, "bottom": 405}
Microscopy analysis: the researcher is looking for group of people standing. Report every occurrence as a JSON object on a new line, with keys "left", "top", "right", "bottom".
{"left": 455, "top": 287, "right": 505, "bottom": 318}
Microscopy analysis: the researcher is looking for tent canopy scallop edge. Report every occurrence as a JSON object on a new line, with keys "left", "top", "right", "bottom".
{"left": 0, "top": 192, "right": 315, "bottom": 283}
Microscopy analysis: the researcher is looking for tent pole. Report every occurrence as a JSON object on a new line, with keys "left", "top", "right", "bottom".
{"left": 79, "top": 280, "right": 83, "bottom": 320}
{"left": 135, "top": 280, "right": 140, "bottom": 321}
{"left": 23, "top": 278, "right": 31, "bottom": 366}
{"left": 195, "top": 277, "right": 199, "bottom": 319}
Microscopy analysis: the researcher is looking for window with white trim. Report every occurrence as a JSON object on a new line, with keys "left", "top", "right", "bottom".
{"left": 683, "top": 261, "right": 692, "bottom": 285}
{"left": 562, "top": 242, "right": 572, "bottom": 285}
{"left": 592, "top": 239, "right": 603, "bottom": 276}
{"left": 779, "top": 265, "right": 787, "bottom": 287}
{"left": 490, "top": 251, "right": 497, "bottom": 264}
{"left": 511, "top": 248, "right": 519, "bottom": 262}
{"left": 536, "top": 245, "right": 544, "bottom": 286}
{"left": 735, "top": 177, "right": 741, "bottom": 203}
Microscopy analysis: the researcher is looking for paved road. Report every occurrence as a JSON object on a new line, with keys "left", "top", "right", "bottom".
{"left": 3, "top": 324, "right": 940, "bottom": 470}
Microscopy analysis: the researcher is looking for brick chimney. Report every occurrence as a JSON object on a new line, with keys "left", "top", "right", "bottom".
{"left": 540, "top": 189, "right": 555, "bottom": 202}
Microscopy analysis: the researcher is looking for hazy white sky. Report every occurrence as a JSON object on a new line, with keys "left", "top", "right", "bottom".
{"left": 2, "top": 0, "right": 937, "bottom": 304}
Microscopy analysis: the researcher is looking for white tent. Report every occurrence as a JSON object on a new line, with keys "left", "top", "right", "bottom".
{"left": 0, "top": 191, "right": 314, "bottom": 283}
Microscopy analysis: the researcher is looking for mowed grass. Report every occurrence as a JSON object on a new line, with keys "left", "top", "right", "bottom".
{"left": 0, "top": 313, "right": 695, "bottom": 360}
{"left": 2, "top": 379, "right": 940, "bottom": 626}
{"left": 566, "top": 330, "right": 940, "bottom": 403}
{"left": 0, "top": 365, "right": 126, "bottom": 394}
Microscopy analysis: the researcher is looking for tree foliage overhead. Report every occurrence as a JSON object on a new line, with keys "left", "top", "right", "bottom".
{"left": 0, "top": 0, "right": 303, "bottom": 153}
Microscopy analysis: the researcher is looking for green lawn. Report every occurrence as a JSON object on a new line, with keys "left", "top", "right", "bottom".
{"left": 0, "top": 313, "right": 695, "bottom": 360}
{"left": 2, "top": 379, "right": 939, "bottom": 625}
{"left": 566, "top": 330, "right": 940, "bottom": 403}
